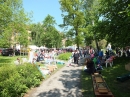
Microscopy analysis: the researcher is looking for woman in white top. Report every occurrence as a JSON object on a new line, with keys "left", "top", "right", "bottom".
{"left": 28, "top": 49, "right": 34, "bottom": 64}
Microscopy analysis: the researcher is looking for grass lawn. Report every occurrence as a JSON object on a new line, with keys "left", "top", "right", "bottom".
{"left": 0, "top": 55, "right": 19, "bottom": 67}
{"left": 0, "top": 55, "right": 28, "bottom": 67}
{"left": 81, "top": 57, "right": 130, "bottom": 97}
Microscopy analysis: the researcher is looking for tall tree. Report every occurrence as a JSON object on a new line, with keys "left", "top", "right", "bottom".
{"left": 0, "top": 0, "right": 12, "bottom": 32}
{"left": 82, "top": 0, "right": 100, "bottom": 50}
{"left": 95, "top": 0, "right": 130, "bottom": 47}
{"left": 31, "top": 23, "right": 44, "bottom": 46}
{"left": 42, "top": 15, "right": 62, "bottom": 48}
{"left": 31, "top": 15, "right": 62, "bottom": 48}
{"left": 65, "top": 29, "right": 74, "bottom": 46}
{"left": 59, "top": 0, "right": 85, "bottom": 49}
{"left": 0, "top": 0, "right": 30, "bottom": 48}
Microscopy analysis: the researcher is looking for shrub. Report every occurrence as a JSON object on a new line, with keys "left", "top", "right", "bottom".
{"left": 0, "top": 63, "right": 43, "bottom": 97}
{"left": 98, "top": 39, "right": 107, "bottom": 49}
{"left": 58, "top": 52, "right": 72, "bottom": 60}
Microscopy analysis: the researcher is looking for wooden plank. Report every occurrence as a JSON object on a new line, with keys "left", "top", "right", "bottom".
{"left": 95, "top": 77, "right": 103, "bottom": 82}
{"left": 98, "top": 89, "right": 108, "bottom": 94}
{"left": 91, "top": 74, "right": 114, "bottom": 97}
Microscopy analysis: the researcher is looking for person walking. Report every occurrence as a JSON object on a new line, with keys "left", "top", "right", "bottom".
{"left": 98, "top": 49, "right": 103, "bottom": 62}
{"left": 73, "top": 50, "right": 80, "bottom": 66}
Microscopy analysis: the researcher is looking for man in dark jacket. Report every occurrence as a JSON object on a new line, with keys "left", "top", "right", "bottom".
{"left": 73, "top": 50, "right": 80, "bottom": 66}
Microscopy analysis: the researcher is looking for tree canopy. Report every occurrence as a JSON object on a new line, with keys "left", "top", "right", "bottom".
{"left": 59, "top": 0, "right": 86, "bottom": 49}
{"left": 0, "top": 0, "right": 30, "bottom": 48}
{"left": 95, "top": 0, "right": 130, "bottom": 47}
{"left": 59, "top": 0, "right": 130, "bottom": 48}
{"left": 30, "top": 15, "right": 63, "bottom": 48}
{"left": 1, "top": 0, "right": 130, "bottom": 49}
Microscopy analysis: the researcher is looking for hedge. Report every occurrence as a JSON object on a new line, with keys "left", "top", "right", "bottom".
{"left": 58, "top": 52, "right": 72, "bottom": 60}
{"left": 0, "top": 63, "right": 43, "bottom": 97}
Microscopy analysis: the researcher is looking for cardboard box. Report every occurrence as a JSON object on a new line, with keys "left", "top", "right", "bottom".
{"left": 125, "top": 64, "right": 130, "bottom": 71}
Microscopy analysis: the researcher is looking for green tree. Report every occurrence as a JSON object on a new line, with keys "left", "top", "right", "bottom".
{"left": 59, "top": 0, "right": 85, "bottom": 49}
{"left": 31, "top": 23, "right": 44, "bottom": 46}
{"left": 42, "top": 15, "right": 62, "bottom": 48}
{"left": 0, "top": 0, "right": 30, "bottom": 48}
{"left": 0, "top": 0, "right": 12, "bottom": 32}
{"left": 31, "top": 15, "right": 63, "bottom": 48}
{"left": 65, "top": 29, "right": 74, "bottom": 46}
{"left": 98, "top": 39, "right": 107, "bottom": 49}
{"left": 95, "top": 0, "right": 130, "bottom": 47}
{"left": 82, "top": 0, "right": 100, "bottom": 50}
{"left": 0, "top": 26, "right": 12, "bottom": 47}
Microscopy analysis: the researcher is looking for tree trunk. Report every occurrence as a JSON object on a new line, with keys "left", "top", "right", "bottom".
{"left": 75, "top": 29, "right": 79, "bottom": 50}
{"left": 95, "top": 38, "right": 99, "bottom": 53}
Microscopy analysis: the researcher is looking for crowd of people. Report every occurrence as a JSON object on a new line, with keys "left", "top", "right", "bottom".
{"left": 25, "top": 45, "right": 130, "bottom": 76}
{"left": 68, "top": 47, "right": 104, "bottom": 74}
{"left": 28, "top": 49, "right": 57, "bottom": 64}
{"left": 115, "top": 47, "right": 130, "bottom": 57}
{"left": 68, "top": 45, "right": 117, "bottom": 74}
{"left": 83, "top": 46, "right": 130, "bottom": 74}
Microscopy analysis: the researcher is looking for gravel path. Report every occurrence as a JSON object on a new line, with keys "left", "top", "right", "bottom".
{"left": 24, "top": 57, "right": 87, "bottom": 97}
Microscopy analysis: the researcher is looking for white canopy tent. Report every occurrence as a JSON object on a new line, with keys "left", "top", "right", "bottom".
{"left": 39, "top": 46, "right": 47, "bottom": 49}
{"left": 66, "top": 46, "right": 77, "bottom": 50}
{"left": 28, "top": 45, "right": 39, "bottom": 50}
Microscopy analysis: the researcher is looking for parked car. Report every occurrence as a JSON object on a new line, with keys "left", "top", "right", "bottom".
{"left": 1, "top": 48, "right": 20, "bottom": 56}
{"left": 15, "top": 49, "right": 20, "bottom": 55}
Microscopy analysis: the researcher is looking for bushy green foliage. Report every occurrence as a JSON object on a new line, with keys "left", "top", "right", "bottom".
{"left": 0, "top": 55, "right": 66, "bottom": 97}
{"left": 98, "top": 39, "right": 107, "bottom": 49}
{"left": 90, "top": 40, "right": 96, "bottom": 49}
{"left": 58, "top": 52, "right": 72, "bottom": 60}
{"left": 90, "top": 39, "right": 107, "bottom": 49}
{"left": 0, "top": 63, "right": 43, "bottom": 97}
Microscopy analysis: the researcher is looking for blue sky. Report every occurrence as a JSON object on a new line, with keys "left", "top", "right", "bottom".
{"left": 23, "top": 0, "right": 63, "bottom": 31}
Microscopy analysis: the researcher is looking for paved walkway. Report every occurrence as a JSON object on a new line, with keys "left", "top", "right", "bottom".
{"left": 24, "top": 57, "right": 87, "bottom": 97}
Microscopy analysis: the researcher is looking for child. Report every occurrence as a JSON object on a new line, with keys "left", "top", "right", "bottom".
{"left": 67, "top": 56, "right": 73, "bottom": 67}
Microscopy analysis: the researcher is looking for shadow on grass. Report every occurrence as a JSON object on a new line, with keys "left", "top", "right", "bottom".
{"left": 81, "top": 71, "right": 95, "bottom": 97}
{"left": 101, "top": 57, "right": 130, "bottom": 97}
{"left": 81, "top": 57, "right": 130, "bottom": 97}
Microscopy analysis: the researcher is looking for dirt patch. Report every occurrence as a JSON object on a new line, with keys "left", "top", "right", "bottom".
{"left": 23, "top": 87, "right": 37, "bottom": 97}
